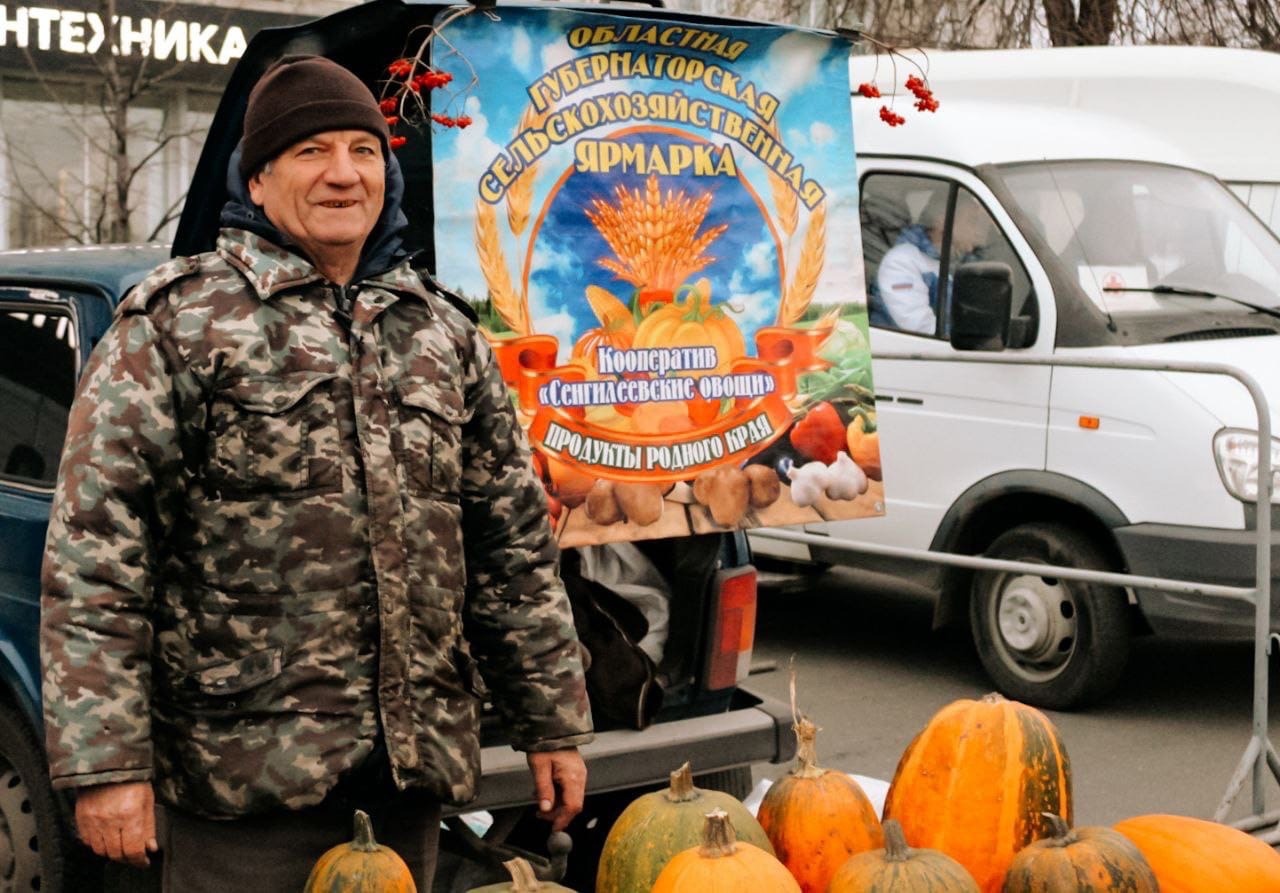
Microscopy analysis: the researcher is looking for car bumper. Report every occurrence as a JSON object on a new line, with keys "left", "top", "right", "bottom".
{"left": 447, "top": 686, "right": 796, "bottom": 816}
{"left": 1114, "top": 522, "right": 1280, "bottom": 639}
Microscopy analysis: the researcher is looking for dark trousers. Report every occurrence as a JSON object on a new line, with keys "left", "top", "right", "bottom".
{"left": 159, "top": 792, "right": 440, "bottom": 892}
{"left": 111, "top": 746, "right": 442, "bottom": 892}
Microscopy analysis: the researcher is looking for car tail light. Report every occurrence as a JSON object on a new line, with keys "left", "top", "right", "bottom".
{"left": 703, "top": 565, "right": 758, "bottom": 691}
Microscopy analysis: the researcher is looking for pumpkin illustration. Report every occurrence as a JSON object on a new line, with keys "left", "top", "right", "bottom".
{"left": 631, "top": 287, "right": 745, "bottom": 376}
{"left": 1114, "top": 813, "right": 1280, "bottom": 892}
{"left": 303, "top": 810, "right": 416, "bottom": 893}
{"left": 1002, "top": 812, "right": 1157, "bottom": 892}
{"left": 757, "top": 717, "right": 883, "bottom": 893}
{"left": 649, "top": 808, "right": 800, "bottom": 893}
{"left": 882, "top": 693, "right": 1072, "bottom": 893}
{"left": 596, "top": 762, "right": 772, "bottom": 893}
{"left": 828, "top": 819, "right": 979, "bottom": 892}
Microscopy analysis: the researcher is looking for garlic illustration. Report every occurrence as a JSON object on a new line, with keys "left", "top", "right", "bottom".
{"left": 787, "top": 461, "right": 834, "bottom": 508}
{"left": 825, "top": 451, "right": 868, "bottom": 501}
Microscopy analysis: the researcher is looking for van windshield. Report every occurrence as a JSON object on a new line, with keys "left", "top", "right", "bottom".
{"left": 998, "top": 161, "right": 1280, "bottom": 319}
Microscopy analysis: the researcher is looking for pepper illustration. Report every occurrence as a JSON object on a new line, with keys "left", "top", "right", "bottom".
{"left": 790, "top": 401, "right": 846, "bottom": 464}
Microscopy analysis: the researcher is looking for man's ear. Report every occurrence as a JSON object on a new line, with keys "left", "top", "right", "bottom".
{"left": 247, "top": 171, "right": 266, "bottom": 206}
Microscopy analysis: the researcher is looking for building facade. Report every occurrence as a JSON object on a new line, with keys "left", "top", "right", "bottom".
{"left": 0, "top": 0, "right": 344, "bottom": 249}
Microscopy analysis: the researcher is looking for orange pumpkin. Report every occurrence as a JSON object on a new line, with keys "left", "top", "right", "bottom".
{"left": 572, "top": 319, "right": 634, "bottom": 371}
{"left": 1003, "top": 812, "right": 1157, "bottom": 892}
{"left": 631, "top": 292, "right": 744, "bottom": 375}
{"left": 829, "top": 819, "right": 979, "bottom": 893}
{"left": 757, "top": 717, "right": 883, "bottom": 893}
{"left": 882, "top": 693, "right": 1072, "bottom": 893}
{"left": 303, "top": 810, "right": 416, "bottom": 893}
{"left": 650, "top": 809, "right": 800, "bottom": 893}
{"left": 596, "top": 762, "right": 773, "bottom": 893}
{"left": 1114, "top": 813, "right": 1280, "bottom": 892}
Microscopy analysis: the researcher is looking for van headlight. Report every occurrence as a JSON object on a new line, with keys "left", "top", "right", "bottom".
{"left": 1213, "top": 428, "right": 1280, "bottom": 504}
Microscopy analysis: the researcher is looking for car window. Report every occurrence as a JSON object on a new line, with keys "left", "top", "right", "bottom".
{"left": 0, "top": 303, "right": 77, "bottom": 487}
{"left": 862, "top": 173, "right": 1034, "bottom": 339}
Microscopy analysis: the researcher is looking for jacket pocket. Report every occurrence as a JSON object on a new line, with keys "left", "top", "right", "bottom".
{"left": 191, "top": 646, "right": 284, "bottom": 696}
{"left": 392, "top": 378, "right": 471, "bottom": 497}
{"left": 207, "top": 372, "right": 339, "bottom": 496}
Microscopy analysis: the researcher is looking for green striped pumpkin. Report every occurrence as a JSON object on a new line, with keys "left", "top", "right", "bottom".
{"left": 829, "top": 819, "right": 979, "bottom": 892}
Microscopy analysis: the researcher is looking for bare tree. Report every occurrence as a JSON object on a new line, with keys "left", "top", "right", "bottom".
{"left": 3, "top": 0, "right": 220, "bottom": 246}
{"left": 1041, "top": 0, "right": 1118, "bottom": 45}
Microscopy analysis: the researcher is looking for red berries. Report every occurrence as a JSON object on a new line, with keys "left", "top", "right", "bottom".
{"left": 379, "top": 98, "right": 398, "bottom": 114}
{"left": 879, "top": 105, "right": 906, "bottom": 126}
{"left": 861, "top": 71, "right": 938, "bottom": 126}
{"left": 389, "top": 135, "right": 408, "bottom": 150}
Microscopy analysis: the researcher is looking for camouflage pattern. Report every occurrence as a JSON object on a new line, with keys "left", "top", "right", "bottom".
{"left": 40, "top": 227, "right": 593, "bottom": 819}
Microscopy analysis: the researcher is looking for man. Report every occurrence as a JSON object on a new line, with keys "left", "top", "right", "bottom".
{"left": 873, "top": 190, "right": 992, "bottom": 335}
{"left": 40, "top": 56, "right": 592, "bottom": 891}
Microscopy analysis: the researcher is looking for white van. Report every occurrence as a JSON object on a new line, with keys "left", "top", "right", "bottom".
{"left": 754, "top": 90, "right": 1280, "bottom": 709}
{"left": 883, "top": 45, "right": 1280, "bottom": 234}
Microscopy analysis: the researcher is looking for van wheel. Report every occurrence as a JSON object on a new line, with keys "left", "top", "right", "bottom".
{"left": 0, "top": 700, "right": 75, "bottom": 891}
{"left": 970, "top": 522, "right": 1129, "bottom": 709}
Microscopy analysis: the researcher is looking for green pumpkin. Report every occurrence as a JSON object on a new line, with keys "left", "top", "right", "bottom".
{"left": 596, "top": 762, "right": 774, "bottom": 893}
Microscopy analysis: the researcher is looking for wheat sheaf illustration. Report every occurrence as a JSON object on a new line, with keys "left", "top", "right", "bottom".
{"left": 472, "top": 104, "right": 828, "bottom": 336}
{"left": 585, "top": 175, "right": 728, "bottom": 294}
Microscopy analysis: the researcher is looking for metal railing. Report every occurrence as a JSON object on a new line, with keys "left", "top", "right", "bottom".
{"left": 752, "top": 350, "right": 1277, "bottom": 838}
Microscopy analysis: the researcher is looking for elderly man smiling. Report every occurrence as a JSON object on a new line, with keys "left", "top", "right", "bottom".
{"left": 40, "top": 55, "right": 592, "bottom": 892}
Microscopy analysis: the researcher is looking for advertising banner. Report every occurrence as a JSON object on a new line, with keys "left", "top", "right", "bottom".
{"left": 430, "top": 7, "right": 883, "bottom": 547}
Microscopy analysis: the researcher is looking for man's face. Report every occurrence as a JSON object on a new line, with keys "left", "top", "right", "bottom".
{"left": 248, "top": 130, "right": 385, "bottom": 266}
{"left": 952, "top": 202, "right": 992, "bottom": 256}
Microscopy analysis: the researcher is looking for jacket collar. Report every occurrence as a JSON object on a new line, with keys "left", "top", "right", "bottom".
{"left": 216, "top": 227, "right": 432, "bottom": 315}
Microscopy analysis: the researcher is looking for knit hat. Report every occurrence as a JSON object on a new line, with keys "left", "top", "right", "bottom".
{"left": 239, "top": 55, "right": 390, "bottom": 178}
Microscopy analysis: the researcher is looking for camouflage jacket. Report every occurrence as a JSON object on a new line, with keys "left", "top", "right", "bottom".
{"left": 40, "top": 228, "right": 593, "bottom": 818}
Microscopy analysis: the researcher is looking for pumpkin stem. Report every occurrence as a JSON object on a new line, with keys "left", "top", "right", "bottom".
{"left": 698, "top": 809, "right": 739, "bottom": 858}
{"left": 502, "top": 857, "right": 542, "bottom": 892}
{"left": 882, "top": 819, "right": 912, "bottom": 863}
{"left": 350, "top": 809, "right": 380, "bottom": 853}
{"left": 666, "top": 762, "right": 699, "bottom": 802}
{"left": 793, "top": 717, "right": 826, "bottom": 779}
{"left": 1040, "top": 811, "right": 1077, "bottom": 846}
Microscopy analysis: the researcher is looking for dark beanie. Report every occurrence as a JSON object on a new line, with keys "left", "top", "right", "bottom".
{"left": 239, "top": 55, "right": 390, "bottom": 178}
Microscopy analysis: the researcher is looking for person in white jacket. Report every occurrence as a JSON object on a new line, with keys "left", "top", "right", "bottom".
{"left": 873, "top": 191, "right": 992, "bottom": 335}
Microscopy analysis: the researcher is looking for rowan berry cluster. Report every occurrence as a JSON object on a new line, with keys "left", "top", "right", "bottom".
{"left": 905, "top": 74, "right": 940, "bottom": 112}
{"left": 379, "top": 54, "right": 473, "bottom": 149}
{"left": 857, "top": 82, "right": 882, "bottom": 98}
{"left": 879, "top": 106, "right": 906, "bottom": 126}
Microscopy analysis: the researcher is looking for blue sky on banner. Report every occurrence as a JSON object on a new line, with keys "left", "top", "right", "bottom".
{"left": 431, "top": 7, "right": 864, "bottom": 359}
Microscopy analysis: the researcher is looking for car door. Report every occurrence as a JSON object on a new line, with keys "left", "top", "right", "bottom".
{"left": 0, "top": 286, "right": 86, "bottom": 715}
{"left": 813, "top": 160, "right": 1056, "bottom": 555}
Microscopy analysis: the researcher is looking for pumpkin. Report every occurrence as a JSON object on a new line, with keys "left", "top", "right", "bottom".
{"left": 757, "top": 717, "right": 884, "bottom": 893}
{"left": 650, "top": 808, "right": 800, "bottom": 893}
{"left": 303, "top": 810, "right": 416, "bottom": 893}
{"left": 631, "top": 291, "right": 745, "bottom": 375}
{"left": 829, "top": 819, "right": 979, "bottom": 892}
{"left": 882, "top": 693, "right": 1072, "bottom": 893}
{"left": 571, "top": 319, "right": 634, "bottom": 371}
{"left": 466, "top": 857, "right": 576, "bottom": 892}
{"left": 1114, "top": 813, "right": 1280, "bottom": 892}
{"left": 596, "top": 762, "right": 773, "bottom": 893}
{"left": 1002, "top": 812, "right": 1157, "bottom": 892}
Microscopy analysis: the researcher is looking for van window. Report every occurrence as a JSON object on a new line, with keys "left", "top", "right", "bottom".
{"left": 862, "top": 174, "right": 1034, "bottom": 339}
{"left": 1001, "top": 161, "right": 1280, "bottom": 317}
{"left": 0, "top": 303, "right": 76, "bottom": 487}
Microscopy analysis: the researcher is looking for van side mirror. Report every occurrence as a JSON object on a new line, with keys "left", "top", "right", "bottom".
{"left": 950, "top": 262, "right": 1013, "bottom": 351}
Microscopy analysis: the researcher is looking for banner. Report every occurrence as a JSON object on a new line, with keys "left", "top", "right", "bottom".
{"left": 431, "top": 7, "right": 884, "bottom": 547}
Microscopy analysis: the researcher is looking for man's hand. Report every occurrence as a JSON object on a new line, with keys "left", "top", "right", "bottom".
{"left": 527, "top": 748, "right": 587, "bottom": 832}
{"left": 75, "top": 781, "right": 158, "bottom": 868}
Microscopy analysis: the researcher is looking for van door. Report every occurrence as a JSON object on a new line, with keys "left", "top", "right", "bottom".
{"left": 812, "top": 161, "right": 1056, "bottom": 567}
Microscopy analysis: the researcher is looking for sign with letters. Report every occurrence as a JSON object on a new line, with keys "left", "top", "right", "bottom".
{"left": 428, "top": 6, "right": 884, "bottom": 547}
